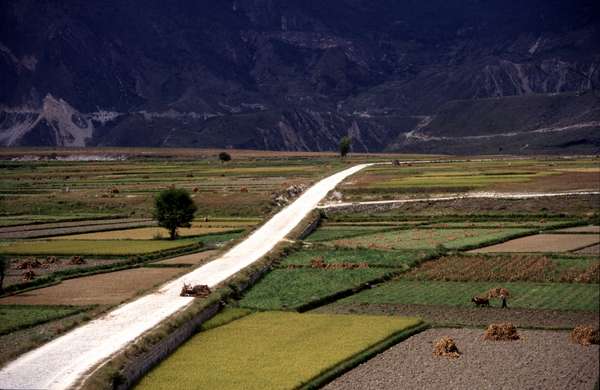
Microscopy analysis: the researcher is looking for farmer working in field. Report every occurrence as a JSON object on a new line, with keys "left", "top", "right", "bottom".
{"left": 500, "top": 293, "right": 508, "bottom": 309}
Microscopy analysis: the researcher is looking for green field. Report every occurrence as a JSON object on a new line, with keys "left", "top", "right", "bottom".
{"left": 304, "top": 226, "right": 395, "bottom": 242}
{"left": 339, "top": 280, "right": 600, "bottom": 311}
{"left": 238, "top": 268, "right": 395, "bottom": 311}
{"left": 0, "top": 305, "right": 86, "bottom": 335}
{"left": 135, "top": 312, "right": 423, "bottom": 390}
{"left": 325, "top": 228, "right": 532, "bottom": 250}
{"left": 279, "top": 247, "right": 433, "bottom": 268}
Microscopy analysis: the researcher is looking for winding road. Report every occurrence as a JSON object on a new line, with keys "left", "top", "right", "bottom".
{"left": 0, "top": 163, "right": 372, "bottom": 390}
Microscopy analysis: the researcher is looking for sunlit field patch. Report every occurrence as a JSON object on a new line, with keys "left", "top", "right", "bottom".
{"left": 136, "top": 312, "right": 423, "bottom": 390}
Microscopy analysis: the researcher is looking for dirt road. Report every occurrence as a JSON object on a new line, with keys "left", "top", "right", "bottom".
{"left": 319, "top": 190, "right": 600, "bottom": 209}
{"left": 0, "top": 163, "right": 372, "bottom": 390}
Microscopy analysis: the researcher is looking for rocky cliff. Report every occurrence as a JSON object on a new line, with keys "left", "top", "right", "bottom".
{"left": 1, "top": 0, "right": 599, "bottom": 153}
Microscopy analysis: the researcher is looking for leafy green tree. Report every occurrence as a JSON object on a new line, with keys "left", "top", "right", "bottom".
{"left": 153, "top": 188, "right": 197, "bottom": 240}
{"left": 0, "top": 255, "right": 8, "bottom": 292}
{"left": 339, "top": 136, "right": 352, "bottom": 158}
{"left": 219, "top": 152, "right": 232, "bottom": 163}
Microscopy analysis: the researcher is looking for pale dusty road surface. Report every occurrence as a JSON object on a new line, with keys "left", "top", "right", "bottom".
{"left": 0, "top": 163, "right": 371, "bottom": 390}
{"left": 319, "top": 190, "right": 600, "bottom": 209}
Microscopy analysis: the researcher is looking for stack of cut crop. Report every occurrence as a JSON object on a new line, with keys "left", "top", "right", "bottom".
{"left": 571, "top": 325, "right": 599, "bottom": 345}
{"left": 433, "top": 336, "right": 461, "bottom": 358}
{"left": 484, "top": 323, "right": 519, "bottom": 341}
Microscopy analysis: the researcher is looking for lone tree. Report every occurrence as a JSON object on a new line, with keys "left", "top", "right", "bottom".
{"left": 339, "top": 136, "right": 352, "bottom": 158}
{"left": 153, "top": 188, "right": 197, "bottom": 240}
{"left": 0, "top": 255, "right": 7, "bottom": 293}
{"left": 218, "top": 152, "right": 232, "bottom": 163}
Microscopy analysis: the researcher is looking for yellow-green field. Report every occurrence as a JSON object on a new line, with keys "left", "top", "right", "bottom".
{"left": 49, "top": 226, "right": 242, "bottom": 240}
{"left": 136, "top": 312, "right": 422, "bottom": 390}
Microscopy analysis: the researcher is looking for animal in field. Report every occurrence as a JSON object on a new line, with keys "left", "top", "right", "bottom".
{"left": 471, "top": 296, "right": 490, "bottom": 307}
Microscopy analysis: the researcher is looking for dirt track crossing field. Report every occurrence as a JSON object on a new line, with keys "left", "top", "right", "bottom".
{"left": 324, "top": 328, "right": 599, "bottom": 390}
{"left": 471, "top": 234, "right": 600, "bottom": 253}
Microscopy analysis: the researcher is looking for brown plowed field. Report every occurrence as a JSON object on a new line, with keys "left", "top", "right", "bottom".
{"left": 0, "top": 268, "right": 186, "bottom": 306}
{"left": 324, "top": 328, "right": 599, "bottom": 390}
{"left": 471, "top": 234, "right": 600, "bottom": 253}
{"left": 154, "top": 250, "right": 219, "bottom": 265}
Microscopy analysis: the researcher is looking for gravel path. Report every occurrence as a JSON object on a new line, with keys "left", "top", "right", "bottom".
{"left": 316, "top": 303, "right": 600, "bottom": 329}
{"left": 319, "top": 191, "right": 600, "bottom": 209}
{"left": 0, "top": 163, "right": 371, "bottom": 390}
{"left": 325, "top": 328, "right": 599, "bottom": 390}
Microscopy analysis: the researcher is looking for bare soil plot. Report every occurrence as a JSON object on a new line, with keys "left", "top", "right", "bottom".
{"left": 555, "top": 225, "right": 600, "bottom": 233}
{"left": 0, "top": 268, "right": 186, "bottom": 306}
{"left": 154, "top": 250, "right": 219, "bottom": 265}
{"left": 324, "top": 328, "right": 599, "bottom": 390}
{"left": 316, "top": 303, "right": 600, "bottom": 329}
{"left": 471, "top": 234, "right": 600, "bottom": 253}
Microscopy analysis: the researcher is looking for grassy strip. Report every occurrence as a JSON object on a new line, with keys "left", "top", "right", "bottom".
{"left": 0, "top": 304, "right": 92, "bottom": 335}
{"left": 304, "top": 226, "right": 404, "bottom": 242}
{"left": 298, "top": 322, "right": 428, "bottom": 390}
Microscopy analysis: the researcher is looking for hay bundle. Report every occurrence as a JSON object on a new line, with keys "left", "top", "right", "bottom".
{"left": 16, "top": 258, "right": 42, "bottom": 269}
{"left": 571, "top": 325, "right": 600, "bottom": 346}
{"left": 433, "top": 336, "right": 460, "bottom": 358}
{"left": 484, "top": 323, "right": 519, "bottom": 341}
{"left": 69, "top": 256, "right": 86, "bottom": 265}
{"left": 310, "top": 257, "right": 326, "bottom": 269}
{"left": 45, "top": 256, "right": 60, "bottom": 264}
{"left": 22, "top": 269, "right": 36, "bottom": 281}
{"left": 487, "top": 287, "right": 510, "bottom": 299}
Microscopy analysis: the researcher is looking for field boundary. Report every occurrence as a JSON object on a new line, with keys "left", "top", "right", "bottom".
{"left": 298, "top": 321, "right": 428, "bottom": 390}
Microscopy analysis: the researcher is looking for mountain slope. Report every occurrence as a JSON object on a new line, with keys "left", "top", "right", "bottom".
{"left": 1, "top": 0, "right": 599, "bottom": 153}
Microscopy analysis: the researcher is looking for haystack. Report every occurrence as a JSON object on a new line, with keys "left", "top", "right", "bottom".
{"left": 22, "top": 269, "right": 36, "bottom": 281}
{"left": 487, "top": 287, "right": 510, "bottom": 299}
{"left": 484, "top": 323, "right": 519, "bottom": 341}
{"left": 571, "top": 325, "right": 599, "bottom": 346}
{"left": 16, "top": 258, "right": 42, "bottom": 269}
{"left": 433, "top": 336, "right": 461, "bottom": 358}
{"left": 69, "top": 256, "right": 86, "bottom": 265}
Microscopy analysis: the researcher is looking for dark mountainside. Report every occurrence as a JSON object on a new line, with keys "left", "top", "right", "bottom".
{"left": 1, "top": 0, "right": 599, "bottom": 154}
